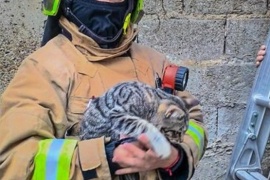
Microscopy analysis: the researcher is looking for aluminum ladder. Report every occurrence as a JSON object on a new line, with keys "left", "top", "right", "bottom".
{"left": 225, "top": 29, "right": 270, "bottom": 180}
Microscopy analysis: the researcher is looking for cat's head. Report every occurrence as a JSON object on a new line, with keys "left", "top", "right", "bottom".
{"left": 152, "top": 99, "right": 189, "bottom": 139}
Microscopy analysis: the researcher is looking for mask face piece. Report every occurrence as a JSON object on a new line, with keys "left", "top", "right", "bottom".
{"left": 70, "top": 0, "right": 131, "bottom": 48}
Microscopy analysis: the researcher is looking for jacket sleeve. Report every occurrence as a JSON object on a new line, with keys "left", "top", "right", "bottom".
{"left": 0, "top": 54, "right": 111, "bottom": 179}
{"left": 139, "top": 44, "right": 208, "bottom": 179}
{"left": 175, "top": 90, "right": 208, "bottom": 179}
{"left": 158, "top": 59, "right": 207, "bottom": 179}
{"left": 157, "top": 90, "right": 207, "bottom": 180}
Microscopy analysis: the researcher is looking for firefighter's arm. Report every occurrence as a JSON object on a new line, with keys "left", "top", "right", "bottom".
{"left": 0, "top": 57, "right": 112, "bottom": 179}
{"left": 150, "top": 55, "right": 207, "bottom": 179}
{"left": 159, "top": 90, "right": 208, "bottom": 180}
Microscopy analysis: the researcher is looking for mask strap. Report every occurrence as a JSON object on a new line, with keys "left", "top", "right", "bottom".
{"left": 123, "top": 13, "right": 131, "bottom": 35}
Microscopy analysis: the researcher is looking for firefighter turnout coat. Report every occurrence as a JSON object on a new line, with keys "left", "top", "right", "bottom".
{"left": 0, "top": 17, "right": 208, "bottom": 180}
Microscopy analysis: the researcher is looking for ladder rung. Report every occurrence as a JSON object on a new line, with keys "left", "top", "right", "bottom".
{"left": 236, "top": 170, "right": 268, "bottom": 180}
{"left": 254, "top": 95, "right": 270, "bottom": 108}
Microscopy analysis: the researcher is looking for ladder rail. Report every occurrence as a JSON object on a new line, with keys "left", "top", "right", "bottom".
{"left": 225, "top": 27, "right": 270, "bottom": 179}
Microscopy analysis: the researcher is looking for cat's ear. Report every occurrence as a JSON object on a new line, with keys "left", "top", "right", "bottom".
{"left": 180, "top": 97, "right": 200, "bottom": 110}
{"left": 165, "top": 104, "right": 183, "bottom": 118}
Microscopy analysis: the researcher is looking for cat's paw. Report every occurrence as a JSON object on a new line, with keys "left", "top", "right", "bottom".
{"left": 145, "top": 131, "right": 171, "bottom": 159}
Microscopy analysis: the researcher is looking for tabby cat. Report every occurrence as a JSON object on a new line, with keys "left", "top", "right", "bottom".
{"left": 80, "top": 81, "right": 189, "bottom": 159}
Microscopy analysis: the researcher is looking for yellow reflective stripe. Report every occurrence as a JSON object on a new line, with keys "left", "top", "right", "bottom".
{"left": 33, "top": 139, "right": 77, "bottom": 180}
{"left": 186, "top": 120, "right": 205, "bottom": 158}
{"left": 123, "top": 13, "right": 131, "bottom": 35}
{"left": 57, "top": 140, "right": 77, "bottom": 180}
{"left": 190, "top": 120, "right": 204, "bottom": 136}
{"left": 33, "top": 139, "right": 51, "bottom": 180}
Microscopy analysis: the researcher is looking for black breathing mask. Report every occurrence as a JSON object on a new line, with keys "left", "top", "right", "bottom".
{"left": 64, "top": 0, "right": 134, "bottom": 48}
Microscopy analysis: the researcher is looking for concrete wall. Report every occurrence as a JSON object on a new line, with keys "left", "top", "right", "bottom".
{"left": 0, "top": 0, "right": 270, "bottom": 179}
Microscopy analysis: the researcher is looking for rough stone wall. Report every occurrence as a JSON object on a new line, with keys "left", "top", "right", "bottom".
{"left": 138, "top": 0, "right": 270, "bottom": 179}
{"left": 0, "top": 0, "right": 270, "bottom": 179}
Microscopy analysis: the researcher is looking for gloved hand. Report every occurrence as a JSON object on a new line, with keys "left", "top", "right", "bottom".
{"left": 105, "top": 137, "right": 137, "bottom": 175}
{"left": 111, "top": 134, "right": 179, "bottom": 175}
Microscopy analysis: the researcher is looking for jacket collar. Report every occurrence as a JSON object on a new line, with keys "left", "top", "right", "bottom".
{"left": 59, "top": 17, "right": 139, "bottom": 62}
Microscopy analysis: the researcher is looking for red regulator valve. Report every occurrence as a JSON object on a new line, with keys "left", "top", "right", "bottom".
{"left": 161, "top": 65, "right": 189, "bottom": 94}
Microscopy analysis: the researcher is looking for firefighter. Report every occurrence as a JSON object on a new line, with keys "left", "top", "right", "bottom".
{"left": 0, "top": 0, "right": 208, "bottom": 179}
